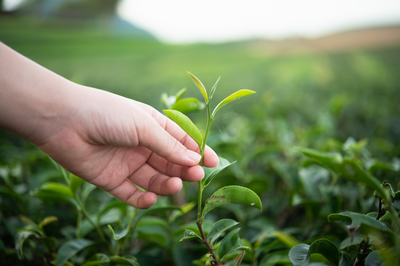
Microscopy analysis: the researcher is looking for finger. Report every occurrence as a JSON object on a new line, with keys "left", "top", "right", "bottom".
{"left": 137, "top": 103, "right": 219, "bottom": 167}
{"left": 107, "top": 180, "right": 157, "bottom": 209}
{"left": 147, "top": 153, "right": 205, "bottom": 181}
{"left": 128, "top": 163, "right": 184, "bottom": 195}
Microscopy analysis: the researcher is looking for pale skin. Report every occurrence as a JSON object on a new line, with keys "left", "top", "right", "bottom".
{"left": 0, "top": 42, "right": 219, "bottom": 209}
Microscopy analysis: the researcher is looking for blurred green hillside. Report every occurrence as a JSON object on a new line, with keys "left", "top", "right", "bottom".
{"left": 2, "top": 16, "right": 399, "bottom": 155}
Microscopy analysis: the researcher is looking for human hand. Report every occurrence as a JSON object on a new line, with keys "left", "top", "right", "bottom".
{"left": 36, "top": 86, "right": 219, "bottom": 209}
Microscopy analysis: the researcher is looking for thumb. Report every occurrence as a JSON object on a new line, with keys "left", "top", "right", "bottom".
{"left": 136, "top": 112, "right": 202, "bottom": 166}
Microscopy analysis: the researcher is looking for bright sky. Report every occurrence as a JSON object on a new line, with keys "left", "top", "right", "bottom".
{"left": 117, "top": 0, "right": 400, "bottom": 44}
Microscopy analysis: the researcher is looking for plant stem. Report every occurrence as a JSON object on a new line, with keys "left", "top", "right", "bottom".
{"left": 197, "top": 220, "right": 221, "bottom": 265}
{"left": 76, "top": 197, "right": 106, "bottom": 241}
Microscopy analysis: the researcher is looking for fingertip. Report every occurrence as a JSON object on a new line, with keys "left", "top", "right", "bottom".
{"left": 164, "top": 177, "right": 183, "bottom": 195}
{"left": 203, "top": 146, "right": 219, "bottom": 167}
{"left": 185, "top": 165, "right": 205, "bottom": 182}
{"left": 137, "top": 192, "right": 157, "bottom": 209}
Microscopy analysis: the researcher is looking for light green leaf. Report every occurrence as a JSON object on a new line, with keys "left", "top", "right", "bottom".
{"left": 209, "top": 76, "right": 221, "bottom": 100}
{"left": 56, "top": 239, "right": 94, "bottom": 266}
{"left": 169, "top": 202, "right": 196, "bottom": 223}
{"left": 97, "top": 200, "right": 127, "bottom": 223}
{"left": 218, "top": 228, "right": 250, "bottom": 262}
{"left": 180, "top": 229, "right": 203, "bottom": 242}
{"left": 171, "top": 98, "right": 205, "bottom": 113}
{"left": 108, "top": 224, "right": 129, "bottom": 241}
{"left": 259, "top": 250, "right": 291, "bottom": 265}
{"left": 38, "top": 216, "right": 58, "bottom": 229}
{"left": 163, "top": 109, "right": 203, "bottom": 147}
{"left": 272, "top": 231, "right": 300, "bottom": 248}
{"left": 109, "top": 255, "right": 139, "bottom": 265}
{"left": 207, "top": 219, "right": 239, "bottom": 246}
{"left": 82, "top": 253, "right": 110, "bottom": 266}
{"left": 69, "top": 174, "right": 84, "bottom": 195}
{"left": 212, "top": 89, "right": 255, "bottom": 118}
{"left": 203, "top": 157, "right": 236, "bottom": 187}
{"left": 289, "top": 239, "right": 340, "bottom": 266}
{"left": 202, "top": 185, "right": 262, "bottom": 220}
{"left": 32, "top": 182, "right": 80, "bottom": 211}
{"left": 175, "top": 88, "right": 187, "bottom": 102}
{"left": 187, "top": 71, "right": 208, "bottom": 103}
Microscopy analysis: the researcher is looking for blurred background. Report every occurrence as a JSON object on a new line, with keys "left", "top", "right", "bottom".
{"left": 1, "top": 1, "right": 400, "bottom": 265}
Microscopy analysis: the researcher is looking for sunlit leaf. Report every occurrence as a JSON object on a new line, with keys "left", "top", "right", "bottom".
{"left": 32, "top": 182, "right": 80, "bottom": 211}
{"left": 38, "top": 216, "right": 58, "bottom": 229}
{"left": 56, "top": 239, "right": 94, "bottom": 266}
{"left": 175, "top": 88, "right": 187, "bottom": 102}
{"left": 69, "top": 174, "right": 84, "bottom": 195}
{"left": 218, "top": 228, "right": 251, "bottom": 262}
{"left": 272, "top": 231, "right": 300, "bottom": 248}
{"left": 212, "top": 89, "right": 255, "bottom": 118}
{"left": 180, "top": 229, "right": 203, "bottom": 242}
{"left": 163, "top": 109, "right": 203, "bottom": 147}
{"left": 171, "top": 98, "right": 205, "bottom": 113}
{"left": 203, "top": 157, "right": 236, "bottom": 187}
{"left": 209, "top": 76, "right": 221, "bottom": 100}
{"left": 187, "top": 71, "right": 208, "bottom": 103}
{"left": 289, "top": 239, "right": 339, "bottom": 266}
{"left": 202, "top": 186, "right": 262, "bottom": 220}
{"left": 207, "top": 219, "right": 239, "bottom": 246}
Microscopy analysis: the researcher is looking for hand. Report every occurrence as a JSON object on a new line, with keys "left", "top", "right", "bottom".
{"left": 0, "top": 42, "right": 219, "bottom": 209}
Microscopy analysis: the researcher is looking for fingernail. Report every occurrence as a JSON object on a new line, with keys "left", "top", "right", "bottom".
{"left": 186, "top": 150, "right": 201, "bottom": 162}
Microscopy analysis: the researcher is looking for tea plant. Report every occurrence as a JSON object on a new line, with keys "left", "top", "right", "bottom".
{"left": 163, "top": 72, "right": 262, "bottom": 266}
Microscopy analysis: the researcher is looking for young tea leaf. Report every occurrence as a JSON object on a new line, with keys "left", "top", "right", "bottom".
{"left": 203, "top": 157, "right": 236, "bottom": 187}
{"left": 207, "top": 219, "right": 239, "bottom": 246}
{"left": 163, "top": 109, "right": 203, "bottom": 147}
{"left": 180, "top": 229, "right": 203, "bottom": 242}
{"left": 175, "top": 88, "right": 187, "bottom": 102}
{"left": 212, "top": 89, "right": 255, "bottom": 119}
{"left": 38, "top": 216, "right": 58, "bottom": 229}
{"left": 32, "top": 182, "right": 81, "bottom": 211}
{"left": 187, "top": 71, "right": 208, "bottom": 103}
{"left": 209, "top": 76, "right": 221, "bottom": 100}
{"left": 171, "top": 98, "right": 205, "bottom": 114}
{"left": 202, "top": 185, "right": 262, "bottom": 220}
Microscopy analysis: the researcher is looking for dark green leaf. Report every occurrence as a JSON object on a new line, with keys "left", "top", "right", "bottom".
{"left": 172, "top": 98, "right": 205, "bottom": 113}
{"left": 289, "top": 244, "right": 310, "bottom": 266}
{"left": 109, "top": 255, "right": 139, "bottom": 265}
{"left": 233, "top": 250, "right": 246, "bottom": 266}
{"left": 209, "top": 76, "right": 221, "bottom": 100}
{"left": 187, "top": 71, "right": 208, "bottom": 103}
{"left": 180, "top": 229, "right": 203, "bottom": 242}
{"left": 212, "top": 89, "right": 255, "bottom": 118}
{"left": 15, "top": 230, "right": 40, "bottom": 259}
{"left": 203, "top": 157, "right": 236, "bottom": 187}
{"left": 82, "top": 253, "right": 110, "bottom": 266}
{"left": 56, "top": 239, "right": 94, "bottom": 266}
{"left": 39, "top": 237, "right": 57, "bottom": 252}
{"left": 202, "top": 185, "right": 262, "bottom": 220}
{"left": 163, "top": 109, "right": 203, "bottom": 147}
{"left": 218, "top": 228, "right": 250, "bottom": 261}
{"left": 364, "top": 251, "right": 383, "bottom": 266}
{"left": 32, "top": 182, "right": 80, "bottom": 211}
{"left": 309, "top": 239, "right": 340, "bottom": 266}
{"left": 207, "top": 219, "right": 239, "bottom": 246}
{"left": 339, "top": 252, "right": 352, "bottom": 266}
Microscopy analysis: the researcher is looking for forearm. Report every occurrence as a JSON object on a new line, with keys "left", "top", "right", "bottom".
{"left": 0, "top": 42, "right": 81, "bottom": 146}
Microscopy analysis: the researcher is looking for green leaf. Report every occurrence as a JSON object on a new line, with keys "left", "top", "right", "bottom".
{"left": 212, "top": 89, "right": 255, "bottom": 118}
{"left": 259, "top": 250, "right": 291, "bottom": 265}
{"left": 56, "top": 239, "right": 94, "bottom": 266}
{"left": 169, "top": 202, "right": 196, "bottom": 223}
{"left": 108, "top": 224, "right": 129, "bottom": 241}
{"left": 187, "top": 71, "right": 208, "bottom": 103}
{"left": 97, "top": 200, "right": 127, "bottom": 223}
{"left": 175, "top": 88, "right": 187, "bottom": 102}
{"left": 180, "top": 229, "right": 203, "bottom": 242}
{"left": 133, "top": 205, "right": 182, "bottom": 229}
{"left": 32, "top": 182, "right": 80, "bottom": 211}
{"left": 207, "top": 219, "right": 239, "bottom": 246}
{"left": 289, "top": 244, "right": 310, "bottom": 266}
{"left": 340, "top": 252, "right": 352, "bottom": 266}
{"left": 209, "top": 76, "right": 221, "bottom": 100}
{"left": 272, "top": 231, "right": 300, "bottom": 248}
{"left": 171, "top": 98, "right": 205, "bottom": 113}
{"left": 233, "top": 250, "right": 246, "bottom": 266}
{"left": 203, "top": 157, "right": 236, "bottom": 187}
{"left": 82, "top": 253, "right": 110, "bottom": 266}
{"left": 109, "top": 255, "right": 139, "bottom": 265}
{"left": 289, "top": 239, "right": 340, "bottom": 266}
{"left": 202, "top": 186, "right": 262, "bottom": 220}
{"left": 218, "top": 228, "right": 250, "bottom": 262}
{"left": 163, "top": 109, "right": 203, "bottom": 147}
{"left": 15, "top": 230, "right": 40, "bottom": 259}
{"left": 364, "top": 251, "right": 383, "bottom": 266}
{"left": 38, "top": 216, "right": 58, "bottom": 229}
{"left": 328, "top": 212, "right": 395, "bottom": 244}
{"left": 69, "top": 174, "right": 84, "bottom": 195}
{"left": 39, "top": 237, "right": 57, "bottom": 252}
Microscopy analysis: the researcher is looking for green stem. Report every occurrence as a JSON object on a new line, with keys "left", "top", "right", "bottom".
{"left": 76, "top": 197, "right": 106, "bottom": 241}
{"left": 76, "top": 211, "right": 82, "bottom": 239}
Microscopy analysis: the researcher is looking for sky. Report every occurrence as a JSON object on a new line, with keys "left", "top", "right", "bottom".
{"left": 4, "top": 0, "right": 400, "bottom": 44}
{"left": 117, "top": 0, "right": 400, "bottom": 44}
